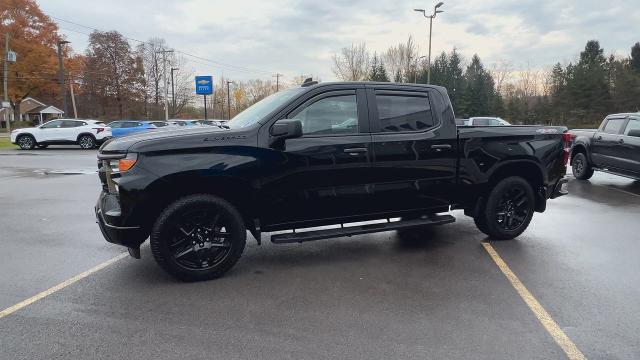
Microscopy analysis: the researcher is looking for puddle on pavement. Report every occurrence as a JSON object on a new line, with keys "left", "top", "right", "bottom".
{"left": 34, "top": 169, "right": 97, "bottom": 176}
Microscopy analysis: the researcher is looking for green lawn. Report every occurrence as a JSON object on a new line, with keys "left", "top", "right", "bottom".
{"left": 0, "top": 137, "right": 16, "bottom": 149}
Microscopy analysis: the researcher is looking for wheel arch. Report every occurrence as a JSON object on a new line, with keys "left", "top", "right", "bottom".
{"left": 486, "top": 160, "right": 546, "bottom": 212}
{"left": 138, "top": 173, "right": 257, "bottom": 232}
{"left": 570, "top": 143, "right": 590, "bottom": 163}
{"left": 77, "top": 132, "right": 97, "bottom": 142}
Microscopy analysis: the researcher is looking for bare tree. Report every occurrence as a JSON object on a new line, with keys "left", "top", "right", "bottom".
{"left": 384, "top": 35, "right": 419, "bottom": 82}
{"left": 490, "top": 60, "right": 513, "bottom": 96}
{"left": 137, "top": 38, "right": 169, "bottom": 119}
{"left": 331, "top": 43, "right": 371, "bottom": 81}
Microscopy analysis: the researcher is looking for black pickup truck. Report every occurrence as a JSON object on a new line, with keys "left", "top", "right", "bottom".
{"left": 569, "top": 113, "right": 640, "bottom": 180}
{"left": 95, "top": 81, "right": 570, "bottom": 281}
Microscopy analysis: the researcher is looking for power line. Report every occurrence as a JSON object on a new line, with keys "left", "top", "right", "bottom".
{"left": 50, "top": 15, "right": 276, "bottom": 76}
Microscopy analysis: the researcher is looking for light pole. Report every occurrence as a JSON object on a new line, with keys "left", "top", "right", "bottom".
{"left": 226, "top": 80, "right": 234, "bottom": 120}
{"left": 57, "top": 40, "right": 70, "bottom": 116}
{"left": 170, "top": 67, "right": 179, "bottom": 117}
{"left": 414, "top": 2, "right": 444, "bottom": 84}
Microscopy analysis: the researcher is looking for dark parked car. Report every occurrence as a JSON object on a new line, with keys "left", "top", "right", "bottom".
{"left": 569, "top": 113, "right": 640, "bottom": 180}
{"left": 95, "top": 81, "right": 571, "bottom": 281}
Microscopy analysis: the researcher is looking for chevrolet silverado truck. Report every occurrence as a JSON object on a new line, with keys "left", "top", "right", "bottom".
{"left": 569, "top": 113, "right": 640, "bottom": 180}
{"left": 95, "top": 81, "right": 571, "bottom": 281}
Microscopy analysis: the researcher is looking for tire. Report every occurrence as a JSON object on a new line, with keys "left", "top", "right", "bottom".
{"left": 36, "top": 144, "right": 49, "bottom": 149}
{"left": 78, "top": 135, "right": 96, "bottom": 149}
{"left": 17, "top": 135, "right": 36, "bottom": 150}
{"left": 150, "top": 194, "right": 246, "bottom": 281}
{"left": 571, "top": 152, "right": 594, "bottom": 180}
{"left": 475, "top": 176, "right": 535, "bottom": 240}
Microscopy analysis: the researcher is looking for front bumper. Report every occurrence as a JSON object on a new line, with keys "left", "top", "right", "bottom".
{"left": 549, "top": 176, "right": 570, "bottom": 199}
{"left": 95, "top": 191, "right": 148, "bottom": 249}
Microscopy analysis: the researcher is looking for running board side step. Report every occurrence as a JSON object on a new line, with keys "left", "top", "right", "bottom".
{"left": 271, "top": 214, "right": 455, "bottom": 244}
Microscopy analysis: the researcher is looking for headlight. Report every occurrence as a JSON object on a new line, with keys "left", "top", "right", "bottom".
{"left": 107, "top": 153, "right": 138, "bottom": 173}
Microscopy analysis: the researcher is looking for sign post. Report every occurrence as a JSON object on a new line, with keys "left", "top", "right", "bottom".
{"left": 195, "top": 76, "right": 214, "bottom": 120}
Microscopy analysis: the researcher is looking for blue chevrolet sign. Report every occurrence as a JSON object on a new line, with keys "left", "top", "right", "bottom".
{"left": 195, "top": 76, "right": 213, "bottom": 95}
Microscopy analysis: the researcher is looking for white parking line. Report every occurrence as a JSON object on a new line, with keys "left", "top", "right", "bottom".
{"left": 0, "top": 252, "right": 128, "bottom": 319}
{"left": 482, "top": 242, "right": 587, "bottom": 360}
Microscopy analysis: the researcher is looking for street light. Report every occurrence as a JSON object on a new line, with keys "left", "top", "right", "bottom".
{"left": 57, "top": 40, "right": 71, "bottom": 116}
{"left": 414, "top": 2, "right": 444, "bottom": 84}
{"left": 226, "top": 80, "right": 235, "bottom": 120}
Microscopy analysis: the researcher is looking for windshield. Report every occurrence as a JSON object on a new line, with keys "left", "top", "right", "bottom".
{"left": 226, "top": 87, "right": 305, "bottom": 129}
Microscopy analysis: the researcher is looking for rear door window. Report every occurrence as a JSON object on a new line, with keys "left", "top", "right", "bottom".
{"left": 375, "top": 94, "right": 434, "bottom": 132}
{"left": 623, "top": 118, "right": 640, "bottom": 136}
{"left": 602, "top": 118, "right": 625, "bottom": 134}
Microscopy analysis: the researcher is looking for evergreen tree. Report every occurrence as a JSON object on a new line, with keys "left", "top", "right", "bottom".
{"left": 460, "top": 54, "right": 495, "bottom": 117}
{"left": 631, "top": 42, "right": 640, "bottom": 73}
{"left": 368, "top": 53, "right": 390, "bottom": 82}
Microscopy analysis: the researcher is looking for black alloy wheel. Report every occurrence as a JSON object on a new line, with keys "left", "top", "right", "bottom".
{"left": 169, "top": 209, "right": 233, "bottom": 271}
{"left": 495, "top": 186, "right": 530, "bottom": 232}
{"left": 475, "top": 176, "right": 535, "bottom": 240}
{"left": 150, "top": 194, "right": 246, "bottom": 281}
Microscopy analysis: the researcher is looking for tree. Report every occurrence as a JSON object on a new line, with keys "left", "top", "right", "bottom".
{"left": 83, "top": 31, "right": 145, "bottom": 119}
{"left": 631, "top": 42, "right": 640, "bottom": 73}
{"left": 136, "top": 38, "right": 167, "bottom": 119}
{"left": 0, "top": 0, "right": 64, "bottom": 125}
{"left": 368, "top": 53, "right": 389, "bottom": 82}
{"left": 384, "top": 35, "right": 419, "bottom": 83}
{"left": 459, "top": 54, "right": 496, "bottom": 117}
{"left": 331, "top": 43, "right": 370, "bottom": 81}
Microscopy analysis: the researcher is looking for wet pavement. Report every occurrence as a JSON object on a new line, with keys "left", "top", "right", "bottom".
{"left": 1, "top": 147, "right": 639, "bottom": 359}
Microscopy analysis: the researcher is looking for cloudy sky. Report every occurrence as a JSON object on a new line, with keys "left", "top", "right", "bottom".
{"left": 40, "top": 0, "right": 640, "bottom": 83}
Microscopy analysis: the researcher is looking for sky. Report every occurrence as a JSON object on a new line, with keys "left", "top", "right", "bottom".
{"left": 39, "top": 0, "right": 640, "bottom": 83}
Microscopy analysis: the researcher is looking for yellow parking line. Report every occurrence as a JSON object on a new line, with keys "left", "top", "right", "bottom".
{"left": 481, "top": 242, "right": 587, "bottom": 360}
{"left": 0, "top": 252, "right": 128, "bottom": 319}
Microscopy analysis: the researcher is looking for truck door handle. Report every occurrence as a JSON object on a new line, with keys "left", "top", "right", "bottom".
{"left": 343, "top": 147, "right": 367, "bottom": 154}
{"left": 597, "top": 136, "right": 603, "bottom": 141}
{"left": 431, "top": 144, "right": 452, "bottom": 150}
{"left": 618, "top": 138, "right": 624, "bottom": 144}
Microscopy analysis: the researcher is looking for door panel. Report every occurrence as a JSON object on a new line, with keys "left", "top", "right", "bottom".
{"left": 367, "top": 87, "right": 458, "bottom": 213}
{"left": 618, "top": 117, "right": 640, "bottom": 174}
{"left": 258, "top": 88, "right": 375, "bottom": 228}
{"left": 37, "top": 120, "right": 64, "bottom": 141}
{"left": 591, "top": 117, "right": 626, "bottom": 168}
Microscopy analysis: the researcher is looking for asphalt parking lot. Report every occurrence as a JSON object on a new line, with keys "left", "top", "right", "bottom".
{"left": 1, "top": 147, "right": 639, "bottom": 360}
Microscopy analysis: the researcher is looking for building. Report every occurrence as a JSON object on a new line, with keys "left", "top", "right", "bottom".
{"left": 0, "top": 97, "right": 64, "bottom": 128}
{"left": 19, "top": 98, "right": 64, "bottom": 124}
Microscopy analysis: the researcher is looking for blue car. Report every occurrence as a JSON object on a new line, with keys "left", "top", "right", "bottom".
{"left": 107, "top": 121, "right": 157, "bottom": 137}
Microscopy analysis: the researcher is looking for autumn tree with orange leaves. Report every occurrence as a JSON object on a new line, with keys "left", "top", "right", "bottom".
{"left": 0, "top": 0, "right": 71, "bottom": 124}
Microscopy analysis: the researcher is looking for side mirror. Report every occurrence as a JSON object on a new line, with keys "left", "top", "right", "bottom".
{"left": 271, "top": 119, "right": 302, "bottom": 139}
{"left": 627, "top": 129, "right": 640, "bottom": 138}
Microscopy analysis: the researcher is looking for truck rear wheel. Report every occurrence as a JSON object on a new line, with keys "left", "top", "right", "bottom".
{"left": 475, "top": 176, "right": 535, "bottom": 240}
{"left": 150, "top": 194, "right": 246, "bottom": 281}
{"left": 571, "top": 153, "right": 594, "bottom": 180}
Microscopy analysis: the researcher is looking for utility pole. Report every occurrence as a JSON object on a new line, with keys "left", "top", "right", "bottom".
{"left": 226, "top": 80, "right": 234, "bottom": 120}
{"left": 3, "top": 33, "right": 10, "bottom": 132}
{"left": 156, "top": 49, "right": 173, "bottom": 120}
{"left": 57, "top": 40, "right": 70, "bottom": 116}
{"left": 69, "top": 73, "right": 78, "bottom": 118}
{"left": 414, "top": 2, "right": 444, "bottom": 84}
{"left": 170, "top": 67, "right": 178, "bottom": 117}
{"left": 273, "top": 73, "right": 283, "bottom": 91}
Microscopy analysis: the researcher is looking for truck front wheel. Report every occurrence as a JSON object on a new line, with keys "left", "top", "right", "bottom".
{"left": 475, "top": 176, "right": 535, "bottom": 240}
{"left": 150, "top": 194, "right": 246, "bottom": 281}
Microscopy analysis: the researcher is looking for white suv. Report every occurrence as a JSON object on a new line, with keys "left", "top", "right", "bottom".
{"left": 10, "top": 119, "right": 112, "bottom": 150}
